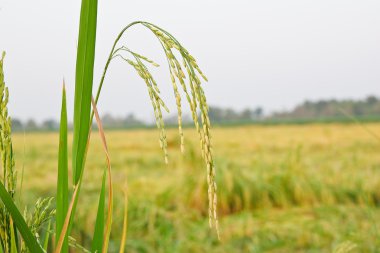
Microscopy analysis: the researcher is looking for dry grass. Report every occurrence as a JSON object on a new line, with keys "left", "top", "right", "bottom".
{"left": 12, "top": 123, "right": 380, "bottom": 252}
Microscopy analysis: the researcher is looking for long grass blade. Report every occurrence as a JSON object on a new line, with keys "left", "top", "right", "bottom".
{"left": 72, "top": 0, "right": 98, "bottom": 185}
{"left": 9, "top": 220, "right": 17, "bottom": 253}
{"left": 68, "top": 0, "right": 99, "bottom": 246}
{"left": 119, "top": 190, "right": 128, "bottom": 253}
{"left": 91, "top": 170, "right": 106, "bottom": 252}
{"left": 91, "top": 97, "right": 113, "bottom": 253}
{"left": 56, "top": 82, "right": 69, "bottom": 253}
{"left": 43, "top": 220, "right": 52, "bottom": 251}
{"left": 54, "top": 185, "right": 79, "bottom": 253}
{"left": 0, "top": 182, "right": 44, "bottom": 253}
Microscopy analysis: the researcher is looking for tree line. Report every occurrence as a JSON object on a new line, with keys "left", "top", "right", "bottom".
{"left": 11, "top": 95, "right": 380, "bottom": 131}
{"left": 270, "top": 95, "right": 380, "bottom": 121}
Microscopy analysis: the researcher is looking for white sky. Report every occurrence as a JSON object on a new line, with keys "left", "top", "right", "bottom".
{"left": 0, "top": 0, "right": 379, "bottom": 122}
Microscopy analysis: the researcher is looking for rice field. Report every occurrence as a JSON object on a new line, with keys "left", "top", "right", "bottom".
{"left": 13, "top": 123, "right": 380, "bottom": 252}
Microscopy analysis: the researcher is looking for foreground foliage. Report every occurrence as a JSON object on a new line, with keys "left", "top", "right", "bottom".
{"left": 0, "top": 0, "right": 218, "bottom": 251}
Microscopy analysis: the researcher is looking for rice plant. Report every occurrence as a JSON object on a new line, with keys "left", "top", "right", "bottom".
{"left": 93, "top": 20, "right": 219, "bottom": 235}
{"left": 0, "top": 0, "right": 218, "bottom": 252}
{"left": 0, "top": 52, "right": 50, "bottom": 253}
{"left": 0, "top": 51, "right": 19, "bottom": 253}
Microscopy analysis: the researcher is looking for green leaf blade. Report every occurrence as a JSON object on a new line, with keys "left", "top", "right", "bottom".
{"left": 10, "top": 222, "right": 17, "bottom": 253}
{"left": 56, "top": 84, "right": 69, "bottom": 253}
{"left": 0, "top": 182, "right": 43, "bottom": 253}
{"left": 43, "top": 220, "right": 52, "bottom": 251}
{"left": 72, "top": 0, "right": 98, "bottom": 185}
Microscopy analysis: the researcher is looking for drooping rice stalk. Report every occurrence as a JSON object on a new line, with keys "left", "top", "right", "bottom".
{"left": 92, "top": 21, "right": 219, "bottom": 236}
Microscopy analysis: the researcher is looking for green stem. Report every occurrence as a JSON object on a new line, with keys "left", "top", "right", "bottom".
{"left": 93, "top": 21, "right": 142, "bottom": 108}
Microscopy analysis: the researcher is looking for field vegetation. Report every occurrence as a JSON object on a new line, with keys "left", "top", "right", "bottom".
{"left": 13, "top": 124, "right": 380, "bottom": 252}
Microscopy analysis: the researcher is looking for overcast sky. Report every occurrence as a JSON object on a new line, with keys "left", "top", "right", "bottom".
{"left": 0, "top": 0, "right": 379, "bottom": 122}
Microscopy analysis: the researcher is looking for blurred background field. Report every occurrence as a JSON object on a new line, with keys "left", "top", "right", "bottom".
{"left": 11, "top": 123, "right": 380, "bottom": 252}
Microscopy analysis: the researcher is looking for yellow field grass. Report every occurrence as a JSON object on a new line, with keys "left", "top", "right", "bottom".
{"left": 12, "top": 123, "right": 380, "bottom": 252}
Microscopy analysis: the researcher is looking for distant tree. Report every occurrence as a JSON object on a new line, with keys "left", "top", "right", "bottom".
{"left": 101, "top": 113, "right": 116, "bottom": 127}
{"left": 240, "top": 107, "right": 263, "bottom": 120}
{"left": 208, "top": 107, "right": 225, "bottom": 123}
{"left": 25, "top": 119, "right": 38, "bottom": 130}
{"left": 241, "top": 109, "right": 253, "bottom": 120}
{"left": 366, "top": 96, "right": 378, "bottom": 105}
{"left": 42, "top": 119, "right": 59, "bottom": 130}
{"left": 123, "top": 113, "right": 145, "bottom": 127}
{"left": 253, "top": 107, "right": 263, "bottom": 119}
{"left": 269, "top": 96, "right": 380, "bottom": 120}
{"left": 352, "top": 103, "right": 364, "bottom": 116}
{"left": 208, "top": 106, "right": 264, "bottom": 123}
{"left": 100, "top": 112, "right": 145, "bottom": 128}
{"left": 224, "top": 108, "right": 238, "bottom": 121}
{"left": 11, "top": 118, "right": 23, "bottom": 131}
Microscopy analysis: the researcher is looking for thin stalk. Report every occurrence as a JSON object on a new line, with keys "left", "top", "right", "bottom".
{"left": 91, "top": 98, "right": 113, "bottom": 253}
{"left": 54, "top": 185, "right": 79, "bottom": 253}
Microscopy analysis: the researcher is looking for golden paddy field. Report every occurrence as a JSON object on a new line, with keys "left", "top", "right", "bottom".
{"left": 12, "top": 124, "right": 380, "bottom": 252}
